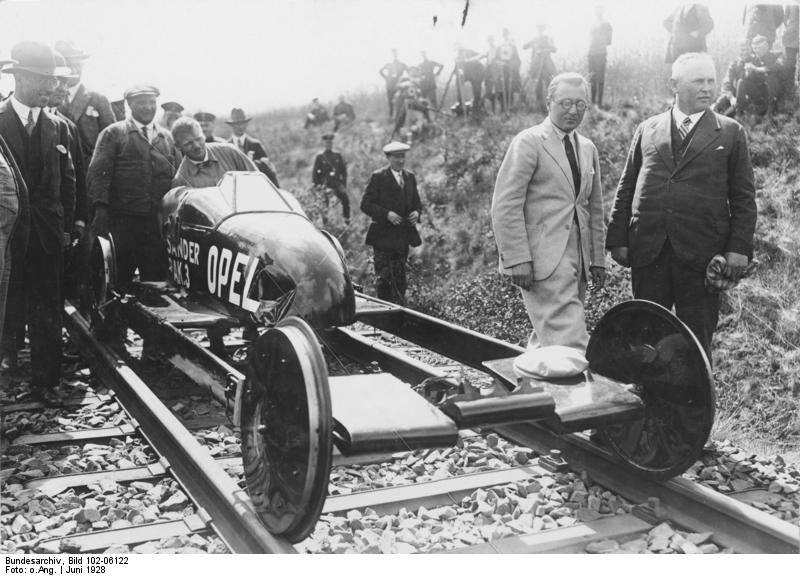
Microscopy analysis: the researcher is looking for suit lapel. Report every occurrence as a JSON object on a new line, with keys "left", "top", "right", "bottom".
{"left": 541, "top": 122, "right": 574, "bottom": 193}
{"left": 69, "top": 84, "right": 89, "bottom": 121}
{"left": 653, "top": 111, "right": 676, "bottom": 173}
{"left": 674, "top": 110, "right": 720, "bottom": 172}
{"left": 576, "top": 133, "right": 592, "bottom": 200}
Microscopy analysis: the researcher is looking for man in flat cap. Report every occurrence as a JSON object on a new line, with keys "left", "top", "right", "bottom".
{"left": 171, "top": 116, "right": 257, "bottom": 188}
{"left": 312, "top": 133, "right": 350, "bottom": 224}
{"left": 161, "top": 102, "right": 184, "bottom": 131}
{"left": 88, "top": 84, "right": 177, "bottom": 293}
{"left": 226, "top": 108, "right": 279, "bottom": 187}
{"left": 361, "top": 141, "right": 422, "bottom": 304}
{"left": 194, "top": 111, "right": 224, "bottom": 143}
{"left": 0, "top": 41, "right": 76, "bottom": 392}
{"left": 55, "top": 40, "right": 115, "bottom": 159}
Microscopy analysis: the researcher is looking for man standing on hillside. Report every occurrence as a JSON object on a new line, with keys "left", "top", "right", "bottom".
{"left": 663, "top": 4, "right": 714, "bottom": 63}
{"left": 418, "top": 51, "right": 444, "bottom": 105}
{"left": 361, "top": 142, "right": 422, "bottom": 305}
{"left": 226, "top": 107, "right": 280, "bottom": 187}
{"left": 332, "top": 96, "right": 356, "bottom": 131}
{"left": 491, "top": 72, "right": 606, "bottom": 351}
{"left": 312, "top": 133, "right": 349, "bottom": 224}
{"left": 606, "top": 52, "right": 756, "bottom": 357}
{"left": 380, "top": 49, "right": 408, "bottom": 119}
{"left": 587, "top": 5, "right": 613, "bottom": 107}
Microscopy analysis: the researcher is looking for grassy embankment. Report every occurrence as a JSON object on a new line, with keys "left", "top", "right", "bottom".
{"left": 235, "top": 52, "right": 800, "bottom": 462}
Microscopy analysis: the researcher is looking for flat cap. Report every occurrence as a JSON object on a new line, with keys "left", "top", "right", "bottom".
{"left": 321, "top": 133, "right": 335, "bottom": 140}
{"left": 194, "top": 111, "right": 216, "bottom": 122}
{"left": 383, "top": 141, "right": 410, "bottom": 154}
{"left": 161, "top": 101, "right": 184, "bottom": 113}
{"left": 124, "top": 84, "right": 160, "bottom": 99}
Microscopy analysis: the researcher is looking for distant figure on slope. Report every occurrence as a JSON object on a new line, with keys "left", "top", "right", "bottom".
{"left": 332, "top": 95, "right": 356, "bottom": 131}
{"left": 743, "top": 4, "right": 785, "bottom": 49}
{"left": 587, "top": 5, "right": 613, "bottom": 107}
{"left": 523, "top": 24, "right": 557, "bottom": 113}
{"left": 663, "top": 3, "right": 714, "bottom": 63}
{"left": 312, "top": 133, "right": 350, "bottom": 224}
{"left": 380, "top": 49, "right": 408, "bottom": 119}
{"left": 304, "top": 97, "right": 329, "bottom": 129}
{"left": 454, "top": 44, "right": 485, "bottom": 116}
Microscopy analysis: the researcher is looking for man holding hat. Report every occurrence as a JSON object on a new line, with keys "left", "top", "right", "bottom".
{"left": 161, "top": 102, "right": 184, "bottom": 131}
{"left": 54, "top": 40, "right": 115, "bottom": 159}
{"left": 360, "top": 141, "right": 422, "bottom": 304}
{"left": 88, "top": 84, "right": 177, "bottom": 291}
{"left": 0, "top": 41, "right": 76, "bottom": 390}
{"left": 226, "top": 108, "right": 279, "bottom": 187}
{"left": 312, "top": 133, "right": 350, "bottom": 223}
{"left": 194, "top": 111, "right": 224, "bottom": 143}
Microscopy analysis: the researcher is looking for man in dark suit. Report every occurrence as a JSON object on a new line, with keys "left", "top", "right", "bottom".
{"left": 226, "top": 108, "right": 279, "bottom": 187}
{"left": 0, "top": 42, "right": 76, "bottom": 390}
{"left": 606, "top": 52, "right": 757, "bottom": 357}
{"left": 380, "top": 49, "right": 408, "bottom": 118}
{"left": 88, "top": 84, "right": 177, "bottom": 291}
{"left": 663, "top": 4, "right": 715, "bottom": 63}
{"left": 360, "top": 141, "right": 422, "bottom": 305}
{"left": 54, "top": 40, "right": 115, "bottom": 159}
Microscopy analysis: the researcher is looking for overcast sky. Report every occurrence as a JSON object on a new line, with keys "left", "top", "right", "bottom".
{"left": 0, "top": 0, "right": 787, "bottom": 116}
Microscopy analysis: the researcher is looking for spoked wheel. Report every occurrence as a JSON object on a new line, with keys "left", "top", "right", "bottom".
{"left": 84, "top": 234, "right": 118, "bottom": 332}
{"left": 587, "top": 300, "right": 715, "bottom": 480}
{"left": 240, "top": 317, "right": 332, "bottom": 543}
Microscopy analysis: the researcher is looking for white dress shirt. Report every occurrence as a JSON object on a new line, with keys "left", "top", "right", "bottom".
{"left": 672, "top": 107, "right": 705, "bottom": 133}
{"left": 391, "top": 168, "right": 404, "bottom": 188}
{"left": 10, "top": 96, "right": 41, "bottom": 128}
{"left": 130, "top": 116, "right": 157, "bottom": 143}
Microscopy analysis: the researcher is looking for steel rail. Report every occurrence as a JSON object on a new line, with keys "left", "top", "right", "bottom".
{"left": 63, "top": 304, "right": 294, "bottom": 554}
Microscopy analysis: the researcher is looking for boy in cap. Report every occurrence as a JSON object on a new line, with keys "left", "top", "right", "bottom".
{"left": 312, "top": 133, "right": 349, "bottom": 223}
{"left": 360, "top": 141, "right": 422, "bottom": 304}
{"left": 226, "top": 108, "right": 279, "bottom": 187}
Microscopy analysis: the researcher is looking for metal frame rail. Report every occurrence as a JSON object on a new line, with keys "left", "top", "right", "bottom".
{"left": 63, "top": 304, "right": 294, "bottom": 554}
{"left": 325, "top": 325, "right": 800, "bottom": 555}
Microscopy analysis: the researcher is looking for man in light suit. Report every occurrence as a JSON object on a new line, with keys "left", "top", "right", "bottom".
{"left": 606, "top": 52, "right": 756, "bottom": 356}
{"left": 491, "top": 72, "right": 606, "bottom": 351}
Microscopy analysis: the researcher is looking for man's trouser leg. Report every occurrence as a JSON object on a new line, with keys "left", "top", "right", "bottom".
{"left": 631, "top": 240, "right": 718, "bottom": 361}
{"left": 331, "top": 183, "right": 350, "bottom": 220}
{"left": 25, "top": 235, "right": 63, "bottom": 390}
{"left": 373, "top": 249, "right": 408, "bottom": 305}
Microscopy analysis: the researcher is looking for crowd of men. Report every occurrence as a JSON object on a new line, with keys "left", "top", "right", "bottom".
{"left": 0, "top": 40, "right": 281, "bottom": 399}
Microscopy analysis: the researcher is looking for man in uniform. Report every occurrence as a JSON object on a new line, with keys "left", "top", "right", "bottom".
{"left": 380, "top": 49, "right": 408, "bottom": 118}
{"left": 606, "top": 52, "right": 756, "bottom": 357}
{"left": 312, "top": 133, "right": 349, "bottom": 223}
{"left": 55, "top": 40, "right": 115, "bottom": 158}
{"left": 226, "top": 107, "right": 280, "bottom": 187}
{"left": 160, "top": 101, "right": 184, "bottom": 130}
{"left": 88, "top": 84, "right": 177, "bottom": 291}
{"left": 0, "top": 42, "right": 76, "bottom": 391}
{"left": 194, "top": 111, "right": 224, "bottom": 143}
{"left": 588, "top": 5, "right": 613, "bottom": 107}
{"left": 361, "top": 142, "right": 422, "bottom": 305}
{"left": 171, "top": 117, "right": 256, "bottom": 188}
{"left": 491, "top": 72, "right": 606, "bottom": 351}
{"left": 332, "top": 95, "right": 356, "bottom": 131}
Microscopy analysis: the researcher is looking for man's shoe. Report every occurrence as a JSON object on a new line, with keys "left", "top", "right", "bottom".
{"left": 0, "top": 352, "right": 17, "bottom": 373}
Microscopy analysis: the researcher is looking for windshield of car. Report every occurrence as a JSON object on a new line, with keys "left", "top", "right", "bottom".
{"left": 218, "top": 172, "right": 302, "bottom": 214}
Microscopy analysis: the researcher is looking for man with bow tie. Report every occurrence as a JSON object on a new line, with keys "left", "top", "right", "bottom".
{"left": 171, "top": 117, "right": 256, "bottom": 188}
{"left": 87, "top": 84, "right": 177, "bottom": 291}
{"left": 360, "top": 141, "right": 422, "bottom": 305}
{"left": 0, "top": 42, "right": 76, "bottom": 393}
{"left": 606, "top": 52, "right": 757, "bottom": 357}
{"left": 492, "top": 72, "right": 606, "bottom": 352}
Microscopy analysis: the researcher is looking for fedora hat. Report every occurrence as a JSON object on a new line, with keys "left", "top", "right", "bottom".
{"left": 194, "top": 111, "right": 216, "bottom": 122}
{"left": 226, "top": 108, "right": 251, "bottom": 125}
{"left": 54, "top": 40, "right": 90, "bottom": 63}
{"left": 2, "top": 41, "right": 56, "bottom": 77}
{"left": 53, "top": 52, "right": 77, "bottom": 80}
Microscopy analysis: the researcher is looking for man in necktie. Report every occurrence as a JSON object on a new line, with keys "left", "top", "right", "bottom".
{"left": 87, "top": 84, "right": 178, "bottom": 294}
{"left": 171, "top": 117, "right": 256, "bottom": 189}
{"left": 361, "top": 141, "right": 422, "bottom": 305}
{"left": 607, "top": 53, "right": 756, "bottom": 358}
{"left": 225, "top": 108, "right": 279, "bottom": 187}
{"left": 492, "top": 72, "right": 606, "bottom": 352}
{"left": 0, "top": 42, "right": 76, "bottom": 394}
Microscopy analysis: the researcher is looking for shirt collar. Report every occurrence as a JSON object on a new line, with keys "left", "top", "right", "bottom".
{"left": 10, "top": 96, "right": 40, "bottom": 126}
{"left": 548, "top": 118, "right": 578, "bottom": 142}
{"left": 67, "top": 83, "right": 81, "bottom": 102}
{"left": 673, "top": 107, "right": 706, "bottom": 128}
{"left": 130, "top": 116, "right": 157, "bottom": 135}
{"left": 189, "top": 149, "right": 212, "bottom": 166}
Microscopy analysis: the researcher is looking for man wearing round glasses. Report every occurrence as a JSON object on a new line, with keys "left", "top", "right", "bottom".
{"left": 491, "top": 72, "right": 606, "bottom": 352}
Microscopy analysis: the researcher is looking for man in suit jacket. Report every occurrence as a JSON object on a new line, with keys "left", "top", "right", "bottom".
{"left": 361, "top": 141, "right": 422, "bottom": 305}
{"left": 663, "top": 4, "right": 715, "bottom": 63}
{"left": 226, "top": 108, "right": 279, "bottom": 187}
{"left": 492, "top": 72, "right": 606, "bottom": 351}
{"left": 54, "top": 41, "right": 115, "bottom": 159}
{"left": 88, "top": 84, "right": 177, "bottom": 291}
{"left": 606, "top": 52, "right": 756, "bottom": 356}
{"left": 0, "top": 42, "right": 76, "bottom": 391}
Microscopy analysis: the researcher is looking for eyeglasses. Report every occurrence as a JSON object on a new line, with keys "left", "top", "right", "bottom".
{"left": 554, "top": 98, "right": 588, "bottom": 112}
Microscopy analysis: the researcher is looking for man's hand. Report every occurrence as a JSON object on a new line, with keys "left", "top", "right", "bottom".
{"left": 387, "top": 211, "right": 403, "bottom": 225}
{"left": 590, "top": 266, "right": 606, "bottom": 289}
{"left": 408, "top": 210, "right": 420, "bottom": 225}
{"left": 72, "top": 220, "right": 86, "bottom": 241}
{"left": 610, "top": 246, "right": 629, "bottom": 267}
{"left": 91, "top": 206, "right": 110, "bottom": 238}
{"left": 509, "top": 262, "right": 534, "bottom": 291}
{"left": 724, "top": 252, "right": 749, "bottom": 282}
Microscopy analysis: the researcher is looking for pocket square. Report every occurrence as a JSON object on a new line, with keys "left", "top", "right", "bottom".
{"left": 56, "top": 144, "right": 67, "bottom": 155}
{"left": 715, "top": 145, "right": 725, "bottom": 150}
{"left": 85, "top": 105, "right": 100, "bottom": 118}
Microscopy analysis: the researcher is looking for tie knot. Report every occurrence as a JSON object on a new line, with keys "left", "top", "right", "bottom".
{"left": 682, "top": 117, "right": 692, "bottom": 127}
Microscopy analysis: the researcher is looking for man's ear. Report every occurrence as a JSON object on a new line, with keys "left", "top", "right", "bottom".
{"left": 667, "top": 77, "right": 677, "bottom": 94}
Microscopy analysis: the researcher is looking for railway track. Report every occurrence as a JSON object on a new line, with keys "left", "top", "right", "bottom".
{"left": 1, "top": 297, "right": 798, "bottom": 554}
